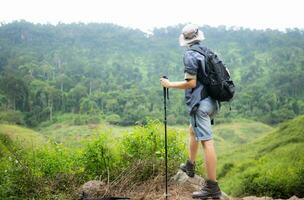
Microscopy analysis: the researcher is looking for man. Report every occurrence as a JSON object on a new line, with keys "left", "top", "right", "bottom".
{"left": 160, "top": 24, "right": 221, "bottom": 199}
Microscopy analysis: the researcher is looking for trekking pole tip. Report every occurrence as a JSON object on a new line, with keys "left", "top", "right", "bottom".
{"left": 163, "top": 192, "right": 171, "bottom": 199}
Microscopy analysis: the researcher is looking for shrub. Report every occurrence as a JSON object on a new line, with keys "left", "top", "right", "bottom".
{"left": 80, "top": 98, "right": 99, "bottom": 114}
{"left": 218, "top": 162, "right": 234, "bottom": 179}
{"left": 73, "top": 114, "right": 87, "bottom": 125}
{"left": 81, "top": 133, "right": 118, "bottom": 180}
{"left": 294, "top": 167, "right": 304, "bottom": 197}
{"left": 0, "top": 110, "right": 25, "bottom": 125}
{"left": 0, "top": 135, "right": 42, "bottom": 199}
{"left": 238, "top": 163, "right": 304, "bottom": 198}
{"left": 34, "top": 140, "right": 80, "bottom": 177}
{"left": 0, "top": 135, "right": 82, "bottom": 199}
{"left": 106, "top": 114, "right": 121, "bottom": 125}
{"left": 73, "top": 114, "right": 101, "bottom": 125}
{"left": 120, "top": 120, "right": 186, "bottom": 181}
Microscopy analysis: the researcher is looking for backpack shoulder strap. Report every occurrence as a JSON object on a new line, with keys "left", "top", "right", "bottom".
{"left": 190, "top": 45, "right": 208, "bottom": 57}
{"left": 189, "top": 45, "right": 210, "bottom": 100}
{"left": 189, "top": 45, "right": 209, "bottom": 75}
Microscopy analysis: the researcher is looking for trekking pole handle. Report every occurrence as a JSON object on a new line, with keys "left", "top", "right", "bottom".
{"left": 162, "top": 76, "right": 169, "bottom": 100}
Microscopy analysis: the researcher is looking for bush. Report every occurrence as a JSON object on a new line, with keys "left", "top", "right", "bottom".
{"left": 0, "top": 135, "right": 42, "bottom": 199}
{"left": 34, "top": 140, "right": 80, "bottom": 177}
{"left": 0, "top": 135, "right": 82, "bottom": 199}
{"left": 80, "top": 98, "right": 99, "bottom": 114}
{"left": 218, "top": 162, "right": 234, "bottom": 179}
{"left": 237, "top": 162, "right": 304, "bottom": 198}
{"left": 0, "top": 110, "right": 25, "bottom": 125}
{"left": 120, "top": 120, "right": 187, "bottom": 181}
{"left": 294, "top": 167, "right": 304, "bottom": 197}
{"left": 105, "top": 114, "right": 121, "bottom": 125}
{"left": 81, "top": 133, "right": 118, "bottom": 179}
{"left": 73, "top": 114, "right": 101, "bottom": 125}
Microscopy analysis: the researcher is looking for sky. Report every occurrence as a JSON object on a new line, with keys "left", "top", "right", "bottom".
{"left": 0, "top": 0, "right": 303, "bottom": 32}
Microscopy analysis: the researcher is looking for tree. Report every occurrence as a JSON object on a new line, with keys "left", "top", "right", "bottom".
{"left": 0, "top": 70, "right": 29, "bottom": 111}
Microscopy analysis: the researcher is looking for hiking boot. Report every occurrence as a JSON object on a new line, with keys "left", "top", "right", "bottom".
{"left": 180, "top": 160, "right": 195, "bottom": 177}
{"left": 192, "top": 180, "right": 222, "bottom": 199}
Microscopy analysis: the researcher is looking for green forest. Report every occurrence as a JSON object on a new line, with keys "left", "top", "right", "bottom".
{"left": 0, "top": 21, "right": 303, "bottom": 126}
{"left": 0, "top": 21, "right": 303, "bottom": 199}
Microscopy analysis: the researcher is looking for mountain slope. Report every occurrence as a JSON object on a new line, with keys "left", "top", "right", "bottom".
{"left": 218, "top": 115, "right": 304, "bottom": 198}
{"left": 213, "top": 120, "right": 274, "bottom": 153}
{"left": 0, "top": 124, "right": 45, "bottom": 149}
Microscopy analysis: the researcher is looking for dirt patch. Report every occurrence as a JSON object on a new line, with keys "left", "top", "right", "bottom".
{"left": 79, "top": 175, "right": 196, "bottom": 200}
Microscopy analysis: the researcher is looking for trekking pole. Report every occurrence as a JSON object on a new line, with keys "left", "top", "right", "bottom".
{"left": 162, "top": 76, "right": 169, "bottom": 199}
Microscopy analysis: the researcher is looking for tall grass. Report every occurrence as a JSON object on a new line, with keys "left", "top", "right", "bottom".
{"left": 0, "top": 121, "right": 187, "bottom": 199}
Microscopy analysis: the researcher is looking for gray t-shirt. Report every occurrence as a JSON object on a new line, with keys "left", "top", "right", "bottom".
{"left": 183, "top": 44, "right": 207, "bottom": 114}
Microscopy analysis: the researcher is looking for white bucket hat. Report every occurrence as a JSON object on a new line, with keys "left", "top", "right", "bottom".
{"left": 179, "top": 24, "right": 205, "bottom": 47}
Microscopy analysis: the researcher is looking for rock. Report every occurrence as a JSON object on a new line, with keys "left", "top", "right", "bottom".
{"left": 240, "top": 195, "right": 303, "bottom": 200}
{"left": 243, "top": 196, "right": 273, "bottom": 200}
{"left": 79, "top": 180, "right": 107, "bottom": 199}
{"left": 287, "top": 196, "right": 303, "bottom": 200}
{"left": 171, "top": 169, "right": 205, "bottom": 189}
{"left": 171, "top": 170, "right": 230, "bottom": 200}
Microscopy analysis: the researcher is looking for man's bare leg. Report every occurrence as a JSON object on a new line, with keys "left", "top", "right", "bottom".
{"left": 180, "top": 125, "right": 198, "bottom": 177}
{"left": 201, "top": 139, "right": 217, "bottom": 181}
{"left": 192, "top": 139, "right": 221, "bottom": 198}
{"left": 189, "top": 125, "right": 199, "bottom": 163}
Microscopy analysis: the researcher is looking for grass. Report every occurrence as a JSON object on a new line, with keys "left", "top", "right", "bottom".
{"left": 32, "top": 113, "right": 134, "bottom": 147}
{"left": 38, "top": 122, "right": 134, "bottom": 148}
{"left": 0, "top": 124, "right": 45, "bottom": 149}
{"left": 213, "top": 120, "right": 274, "bottom": 154}
{"left": 218, "top": 115, "right": 304, "bottom": 197}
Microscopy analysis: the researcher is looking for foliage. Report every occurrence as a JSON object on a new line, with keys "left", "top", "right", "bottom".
{"left": 1, "top": 116, "right": 303, "bottom": 198}
{"left": 0, "top": 134, "right": 44, "bottom": 199}
{"left": 105, "top": 114, "right": 121, "bottom": 125}
{"left": 0, "top": 124, "right": 45, "bottom": 148}
{"left": 0, "top": 133, "right": 82, "bottom": 199}
{"left": 82, "top": 133, "right": 117, "bottom": 179}
{"left": 0, "top": 110, "right": 25, "bottom": 125}
{"left": 120, "top": 120, "right": 187, "bottom": 180}
{"left": 0, "top": 21, "right": 303, "bottom": 127}
{"left": 73, "top": 113, "right": 101, "bottom": 125}
{"left": 34, "top": 140, "right": 80, "bottom": 177}
{"left": 218, "top": 115, "right": 304, "bottom": 198}
{"left": 0, "top": 120, "right": 187, "bottom": 199}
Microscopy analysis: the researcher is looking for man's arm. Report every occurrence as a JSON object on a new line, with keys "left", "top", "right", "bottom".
{"left": 160, "top": 78, "right": 196, "bottom": 89}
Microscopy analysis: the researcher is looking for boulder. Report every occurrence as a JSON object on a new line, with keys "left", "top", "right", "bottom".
{"left": 287, "top": 196, "right": 303, "bottom": 200}
{"left": 243, "top": 197, "right": 273, "bottom": 200}
{"left": 171, "top": 170, "right": 230, "bottom": 200}
{"left": 79, "top": 180, "right": 107, "bottom": 199}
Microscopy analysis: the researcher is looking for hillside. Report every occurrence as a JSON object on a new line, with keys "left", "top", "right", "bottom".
{"left": 37, "top": 117, "right": 133, "bottom": 147}
{"left": 218, "top": 115, "right": 304, "bottom": 198}
{"left": 0, "top": 124, "right": 45, "bottom": 149}
{"left": 213, "top": 120, "right": 274, "bottom": 153}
